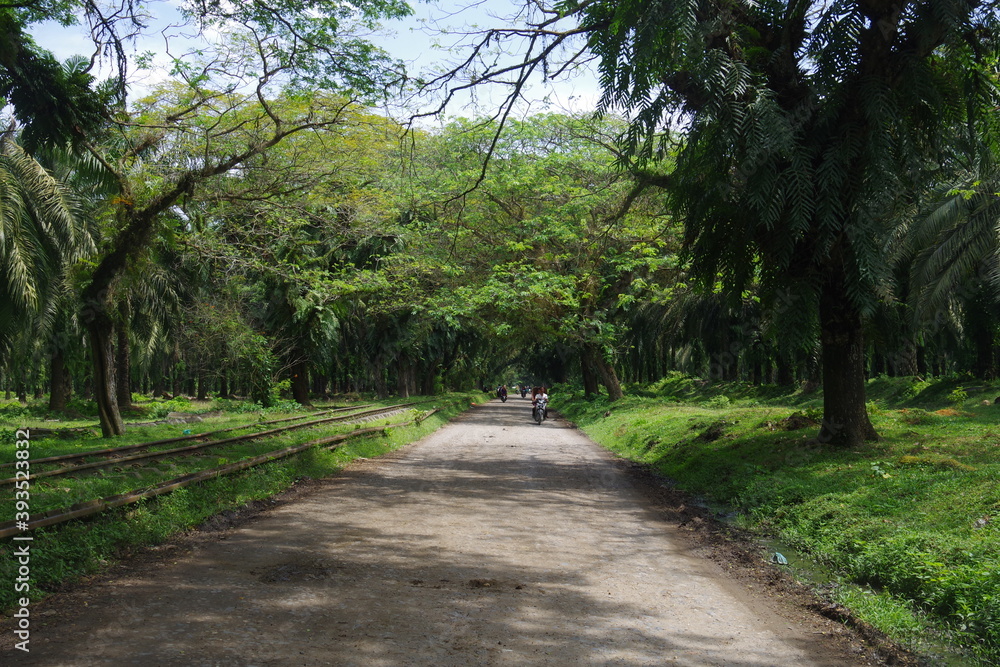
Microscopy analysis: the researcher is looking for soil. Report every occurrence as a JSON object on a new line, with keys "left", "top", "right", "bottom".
{"left": 2, "top": 399, "right": 922, "bottom": 666}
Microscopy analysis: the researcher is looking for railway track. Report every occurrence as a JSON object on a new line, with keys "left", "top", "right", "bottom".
{"left": 1, "top": 401, "right": 452, "bottom": 539}
{"left": 0, "top": 404, "right": 375, "bottom": 471}
{"left": 0, "top": 402, "right": 423, "bottom": 486}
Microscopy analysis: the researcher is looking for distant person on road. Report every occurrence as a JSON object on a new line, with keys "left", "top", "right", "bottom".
{"left": 531, "top": 386, "right": 549, "bottom": 418}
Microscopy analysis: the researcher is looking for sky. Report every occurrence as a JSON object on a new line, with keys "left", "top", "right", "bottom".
{"left": 27, "top": 0, "right": 601, "bottom": 121}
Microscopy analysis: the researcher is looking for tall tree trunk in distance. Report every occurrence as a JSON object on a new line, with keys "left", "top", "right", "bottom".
{"left": 312, "top": 371, "right": 326, "bottom": 398}
{"left": 219, "top": 373, "right": 229, "bottom": 399}
{"left": 88, "top": 314, "right": 125, "bottom": 436}
{"left": 818, "top": 265, "right": 879, "bottom": 447}
{"left": 916, "top": 345, "right": 927, "bottom": 377}
{"left": 581, "top": 347, "right": 600, "bottom": 398}
{"left": 49, "top": 347, "right": 71, "bottom": 412}
{"left": 116, "top": 325, "right": 132, "bottom": 409}
{"left": 775, "top": 355, "right": 794, "bottom": 386}
{"left": 967, "top": 289, "right": 998, "bottom": 380}
{"left": 373, "top": 356, "right": 387, "bottom": 397}
{"left": 395, "top": 353, "right": 412, "bottom": 399}
{"left": 290, "top": 357, "right": 311, "bottom": 405}
{"left": 869, "top": 351, "right": 882, "bottom": 377}
{"left": 421, "top": 372, "right": 434, "bottom": 396}
{"left": 16, "top": 375, "right": 27, "bottom": 403}
{"left": 152, "top": 358, "right": 165, "bottom": 397}
{"left": 420, "top": 360, "right": 438, "bottom": 396}
{"left": 585, "top": 343, "right": 624, "bottom": 401}
{"left": 197, "top": 365, "right": 207, "bottom": 401}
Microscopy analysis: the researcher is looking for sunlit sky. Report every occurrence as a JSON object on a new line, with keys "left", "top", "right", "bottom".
{"left": 28, "top": 0, "right": 601, "bottom": 121}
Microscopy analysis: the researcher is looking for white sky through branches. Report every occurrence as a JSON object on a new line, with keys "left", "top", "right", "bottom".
{"left": 27, "top": 0, "right": 600, "bottom": 120}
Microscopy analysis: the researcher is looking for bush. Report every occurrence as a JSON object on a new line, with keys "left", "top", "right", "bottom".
{"left": 948, "top": 388, "right": 968, "bottom": 407}
{"left": 143, "top": 396, "right": 202, "bottom": 420}
{"left": 705, "top": 395, "right": 731, "bottom": 408}
{"left": 904, "top": 379, "right": 932, "bottom": 400}
{"left": 0, "top": 400, "right": 29, "bottom": 420}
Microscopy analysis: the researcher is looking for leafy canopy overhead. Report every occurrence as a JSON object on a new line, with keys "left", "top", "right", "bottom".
{"left": 0, "top": 0, "right": 415, "bottom": 150}
{"left": 570, "top": 0, "right": 1000, "bottom": 307}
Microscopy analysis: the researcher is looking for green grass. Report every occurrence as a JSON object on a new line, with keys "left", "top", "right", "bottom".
{"left": 559, "top": 375, "right": 1000, "bottom": 665}
{"left": 0, "top": 392, "right": 486, "bottom": 611}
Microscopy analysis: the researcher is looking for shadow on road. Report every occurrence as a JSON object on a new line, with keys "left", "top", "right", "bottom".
{"left": 3, "top": 397, "right": 857, "bottom": 666}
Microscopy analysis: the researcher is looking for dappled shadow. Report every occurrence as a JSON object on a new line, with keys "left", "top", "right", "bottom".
{"left": 5, "top": 397, "right": 855, "bottom": 666}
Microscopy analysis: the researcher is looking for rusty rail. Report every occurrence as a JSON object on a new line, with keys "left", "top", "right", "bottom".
{"left": 0, "top": 404, "right": 374, "bottom": 471}
{"left": 0, "top": 403, "right": 422, "bottom": 487}
{"left": 0, "top": 420, "right": 418, "bottom": 539}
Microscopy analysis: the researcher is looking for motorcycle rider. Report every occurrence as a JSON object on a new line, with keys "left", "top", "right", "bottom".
{"left": 531, "top": 386, "right": 549, "bottom": 419}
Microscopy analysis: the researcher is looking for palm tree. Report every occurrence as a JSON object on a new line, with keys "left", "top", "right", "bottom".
{"left": 899, "top": 151, "right": 1000, "bottom": 379}
{"left": 0, "top": 133, "right": 93, "bottom": 366}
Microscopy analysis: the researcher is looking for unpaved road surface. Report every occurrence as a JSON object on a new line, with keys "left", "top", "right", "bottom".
{"left": 4, "top": 399, "right": 885, "bottom": 666}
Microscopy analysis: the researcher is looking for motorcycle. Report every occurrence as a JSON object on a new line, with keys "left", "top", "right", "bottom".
{"left": 532, "top": 396, "right": 548, "bottom": 424}
{"left": 498, "top": 387, "right": 508, "bottom": 402}
{"left": 520, "top": 386, "right": 528, "bottom": 398}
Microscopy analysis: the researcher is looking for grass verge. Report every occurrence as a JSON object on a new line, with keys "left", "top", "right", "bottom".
{"left": 1, "top": 392, "right": 485, "bottom": 612}
{"left": 557, "top": 375, "right": 999, "bottom": 665}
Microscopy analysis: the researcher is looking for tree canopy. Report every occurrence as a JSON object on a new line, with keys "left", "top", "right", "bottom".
{"left": 2, "top": 0, "right": 1000, "bottom": 452}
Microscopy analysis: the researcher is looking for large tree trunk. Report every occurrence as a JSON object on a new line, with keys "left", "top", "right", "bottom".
{"left": 116, "top": 325, "right": 132, "bottom": 409}
{"left": 818, "top": 268, "right": 878, "bottom": 447}
{"left": 890, "top": 340, "right": 919, "bottom": 377}
{"left": 88, "top": 314, "right": 125, "bottom": 437}
{"left": 48, "top": 347, "right": 72, "bottom": 412}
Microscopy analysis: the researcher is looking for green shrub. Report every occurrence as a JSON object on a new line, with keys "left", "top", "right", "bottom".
{"left": 904, "top": 379, "right": 932, "bottom": 399}
{"left": 949, "top": 388, "right": 969, "bottom": 407}
{"left": 705, "top": 395, "right": 731, "bottom": 408}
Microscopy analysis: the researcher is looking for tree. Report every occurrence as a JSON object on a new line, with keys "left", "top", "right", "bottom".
{"left": 70, "top": 6, "right": 412, "bottom": 435}
{"left": 898, "top": 150, "right": 1000, "bottom": 379}
{"left": 0, "top": 133, "right": 92, "bottom": 362}
{"left": 394, "top": 113, "right": 672, "bottom": 398}
{"left": 427, "top": 0, "right": 1000, "bottom": 445}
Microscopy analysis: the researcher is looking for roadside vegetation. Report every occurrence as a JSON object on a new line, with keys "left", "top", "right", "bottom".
{"left": 2, "top": 1, "right": 1000, "bottom": 663}
{"left": 0, "top": 391, "right": 485, "bottom": 611}
{"left": 558, "top": 374, "right": 1000, "bottom": 665}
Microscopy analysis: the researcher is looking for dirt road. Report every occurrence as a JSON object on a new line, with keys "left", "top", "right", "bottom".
{"left": 4, "top": 399, "right": 879, "bottom": 666}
